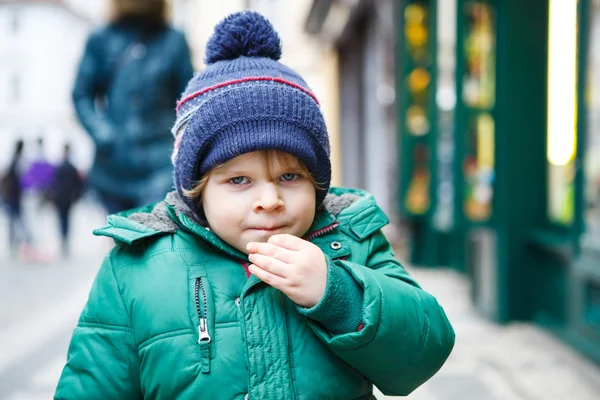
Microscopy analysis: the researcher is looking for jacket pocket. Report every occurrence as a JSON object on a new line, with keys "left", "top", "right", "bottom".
{"left": 190, "top": 275, "right": 215, "bottom": 374}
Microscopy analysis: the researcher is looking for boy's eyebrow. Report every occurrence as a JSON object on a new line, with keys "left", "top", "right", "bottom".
{"left": 211, "top": 168, "right": 246, "bottom": 177}
{"left": 210, "top": 159, "right": 304, "bottom": 177}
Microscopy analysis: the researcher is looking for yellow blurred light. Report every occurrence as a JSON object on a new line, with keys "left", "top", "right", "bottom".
{"left": 405, "top": 23, "right": 428, "bottom": 48}
{"left": 405, "top": 4, "right": 426, "bottom": 24}
{"left": 476, "top": 113, "right": 495, "bottom": 169}
{"left": 407, "top": 68, "right": 430, "bottom": 93}
{"left": 547, "top": 0, "right": 578, "bottom": 166}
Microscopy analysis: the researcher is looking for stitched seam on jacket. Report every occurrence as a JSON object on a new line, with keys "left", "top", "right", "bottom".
{"left": 216, "top": 321, "right": 239, "bottom": 328}
{"left": 138, "top": 328, "right": 191, "bottom": 350}
{"left": 203, "top": 264, "right": 216, "bottom": 361}
{"left": 78, "top": 321, "right": 132, "bottom": 332}
{"left": 359, "top": 234, "right": 384, "bottom": 349}
{"left": 112, "top": 248, "right": 206, "bottom": 272}
{"left": 107, "top": 253, "right": 142, "bottom": 367}
{"left": 411, "top": 288, "right": 430, "bottom": 363}
{"left": 349, "top": 233, "right": 384, "bottom": 350}
{"left": 281, "top": 293, "right": 299, "bottom": 400}
{"left": 174, "top": 251, "right": 200, "bottom": 364}
{"left": 413, "top": 314, "right": 430, "bottom": 363}
{"left": 108, "top": 253, "right": 135, "bottom": 331}
{"left": 268, "top": 291, "right": 281, "bottom": 398}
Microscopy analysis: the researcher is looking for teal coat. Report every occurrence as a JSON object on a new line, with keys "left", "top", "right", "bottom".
{"left": 55, "top": 188, "right": 455, "bottom": 399}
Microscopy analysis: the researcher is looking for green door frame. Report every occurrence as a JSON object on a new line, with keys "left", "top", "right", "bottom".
{"left": 455, "top": 0, "right": 551, "bottom": 322}
{"left": 396, "top": 0, "right": 442, "bottom": 266}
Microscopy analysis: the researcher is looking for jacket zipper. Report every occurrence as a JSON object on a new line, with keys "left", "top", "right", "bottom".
{"left": 195, "top": 277, "right": 211, "bottom": 373}
{"left": 195, "top": 278, "right": 211, "bottom": 343}
{"left": 303, "top": 222, "right": 340, "bottom": 241}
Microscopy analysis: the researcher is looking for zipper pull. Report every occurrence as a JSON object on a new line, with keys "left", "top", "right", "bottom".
{"left": 198, "top": 318, "right": 211, "bottom": 343}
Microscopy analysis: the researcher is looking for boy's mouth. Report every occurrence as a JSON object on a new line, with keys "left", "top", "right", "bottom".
{"left": 249, "top": 226, "right": 284, "bottom": 232}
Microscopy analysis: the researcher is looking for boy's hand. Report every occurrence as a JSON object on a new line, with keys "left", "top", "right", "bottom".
{"left": 246, "top": 234, "right": 327, "bottom": 308}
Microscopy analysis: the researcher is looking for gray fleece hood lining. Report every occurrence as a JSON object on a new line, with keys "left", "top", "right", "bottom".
{"left": 128, "top": 191, "right": 361, "bottom": 233}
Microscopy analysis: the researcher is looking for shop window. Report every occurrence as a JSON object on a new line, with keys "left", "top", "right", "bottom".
{"left": 402, "top": 1, "right": 432, "bottom": 216}
{"left": 464, "top": 112, "right": 494, "bottom": 221}
{"left": 462, "top": 1, "right": 495, "bottom": 222}
{"left": 547, "top": 0, "right": 578, "bottom": 225}
{"left": 585, "top": 0, "right": 600, "bottom": 250}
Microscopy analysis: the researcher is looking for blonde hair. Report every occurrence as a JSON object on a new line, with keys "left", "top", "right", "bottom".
{"left": 183, "top": 150, "right": 323, "bottom": 201}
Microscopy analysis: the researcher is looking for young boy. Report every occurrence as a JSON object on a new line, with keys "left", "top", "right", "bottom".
{"left": 55, "top": 11, "right": 454, "bottom": 399}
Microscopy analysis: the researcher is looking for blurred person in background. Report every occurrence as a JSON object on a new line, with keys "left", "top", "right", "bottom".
{"left": 72, "top": 0, "right": 194, "bottom": 214}
{"left": 0, "top": 139, "right": 32, "bottom": 260}
{"left": 21, "top": 136, "right": 56, "bottom": 206}
{"left": 48, "top": 143, "right": 85, "bottom": 258}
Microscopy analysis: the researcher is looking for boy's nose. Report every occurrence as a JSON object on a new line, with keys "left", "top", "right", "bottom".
{"left": 254, "top": 183, "right": 284, "bottom": 212}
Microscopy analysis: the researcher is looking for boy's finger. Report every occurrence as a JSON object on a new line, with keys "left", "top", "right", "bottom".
{"left": 248, "top": 264, "right": 285, "bottom": 290}
{"left": 248, "top": 253, "right": 289, "bottom": 278}
{"left": 246, "top": 242, "right": 295, "bottom": 263}
{"left": 267, "top": 234, "right": 306, "bottom": 251}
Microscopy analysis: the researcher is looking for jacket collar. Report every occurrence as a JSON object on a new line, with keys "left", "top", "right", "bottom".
{"left": 93, "top": 188, "right": 387, "bottom": 261}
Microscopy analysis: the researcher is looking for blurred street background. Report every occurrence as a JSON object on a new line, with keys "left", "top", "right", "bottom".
{"left": 1, "top": 0, "right": 600, "bottom": 399}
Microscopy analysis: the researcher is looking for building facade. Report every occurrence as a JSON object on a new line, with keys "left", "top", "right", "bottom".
{"left": 305, "top": 0, "right": 401, "bottom": 243}
{"left": 0, "top": 0, "right": 96, "bottom": 168}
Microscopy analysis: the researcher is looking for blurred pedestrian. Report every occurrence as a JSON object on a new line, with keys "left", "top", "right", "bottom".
{"left": 56, "top": 12, "right": 455, "bottom": 399}
{"left": 0, "top": 139, "right": 32, "bottom": 258}
{"left": 72, "top": 0, "right": 194, "bottom": 214}
{"left": 21, "top": 136, "right": 55, "bottom": 206}
{"left": 48, "top": 143, "right": 85, "bottom": 258}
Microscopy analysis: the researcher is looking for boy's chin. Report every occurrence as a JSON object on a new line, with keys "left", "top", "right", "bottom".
{"left": 247, "top": 230, "right": 280, "bottom": 244}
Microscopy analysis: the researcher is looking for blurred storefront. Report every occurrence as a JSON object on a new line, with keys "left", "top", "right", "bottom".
{"left": 306, "top": 0, "right": 600, "bottom": 364}
{"left": 305, "top": 0, "right": 399, "bottom": 220}
{"left": 0, "top": 0, "right": 96, "bottom": 169}
{"left": 396, "top": 0, "right": 453, "bottom": 266}
{"left": 393, "top": 0, "right": 600, "bottom": 363}
{"left": 567, "top": 0, "right": 600, "bottom": 363}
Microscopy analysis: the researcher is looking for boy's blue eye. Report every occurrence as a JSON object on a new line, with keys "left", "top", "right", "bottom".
{"left": 280, "top": 173, "right": 299, "bottom": 182}
{"left": 229, "top": 176, "right": 249, "bottom": 185}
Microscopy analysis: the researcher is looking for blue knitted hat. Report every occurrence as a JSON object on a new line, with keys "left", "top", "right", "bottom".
{"left": 172, "top": 11, "right": 331, "bottom": 215}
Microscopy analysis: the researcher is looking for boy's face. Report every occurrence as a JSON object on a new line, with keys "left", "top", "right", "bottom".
{"left": 201, "top": 151, "right": 316, "bottom": 254}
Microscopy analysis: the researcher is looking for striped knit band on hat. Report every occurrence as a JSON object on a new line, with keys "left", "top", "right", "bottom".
{"left": 171, "top": 11, "right": 331, "bottom": 216}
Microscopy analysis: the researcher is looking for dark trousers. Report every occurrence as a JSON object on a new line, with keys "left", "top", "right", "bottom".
{"left": 57, "top": 203, "right": 71, "bottom": 242}
{"left": 54, "top": 202, "right": 73, "bottom": 257}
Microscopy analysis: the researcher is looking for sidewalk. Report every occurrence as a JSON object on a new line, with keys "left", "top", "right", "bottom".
{"left": 375, "top": 267, "right": 600, "bottom": 399}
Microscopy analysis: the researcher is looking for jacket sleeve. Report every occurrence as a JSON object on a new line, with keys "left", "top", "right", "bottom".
{"left": 72, "top": 32, "right": 115, "bottom": 148}
{"left": 304, "top": 230, "right": 455, "bottom": 396}
{"left": 54, "top": 253, "right": 142, "bottom": 399}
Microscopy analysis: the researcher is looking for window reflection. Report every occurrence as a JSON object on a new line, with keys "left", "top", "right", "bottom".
{"left": 462, "top": 1, "right": 495, "bottom": 222}
{"left": 586, "top": 0, "right": 600, "bottom": 249}
{"left": 547, "top": 0, "right": 578, "bottom": 225}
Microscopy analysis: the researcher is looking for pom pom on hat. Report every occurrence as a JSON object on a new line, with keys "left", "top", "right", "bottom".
{"left": 205, "top": 11, "right": 282, "bottom": 64}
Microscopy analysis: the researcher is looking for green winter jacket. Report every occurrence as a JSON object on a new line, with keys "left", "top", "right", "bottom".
{"left": 55, "top": 187, "right": 455, "bottom": 399}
